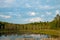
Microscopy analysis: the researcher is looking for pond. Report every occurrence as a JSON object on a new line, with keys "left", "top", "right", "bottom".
{"left": 0, "top": 34, "right": 50, "bottom": 40}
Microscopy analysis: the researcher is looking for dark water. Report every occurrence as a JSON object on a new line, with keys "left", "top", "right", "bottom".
{"left": 0, "top": 34, "right": 49, "bottom": 40}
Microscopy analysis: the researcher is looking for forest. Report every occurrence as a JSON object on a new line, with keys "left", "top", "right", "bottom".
{"left": 0, "top": 14, "right": 60, "bottom": 37}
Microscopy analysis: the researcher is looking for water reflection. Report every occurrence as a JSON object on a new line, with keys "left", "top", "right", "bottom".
{"left": 0, "top": 34, "right": 49, "bottom": 40}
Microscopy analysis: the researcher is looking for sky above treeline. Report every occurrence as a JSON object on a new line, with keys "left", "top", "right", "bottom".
{"left": 0, "top": 0, "right": 60, "bottom": 24}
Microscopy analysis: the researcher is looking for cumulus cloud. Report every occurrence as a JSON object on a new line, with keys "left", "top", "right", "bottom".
{"left": 0, "top": 14, "right": 11, "bottom": 19}
{"left": 25, "top": 17, "right": 43, "bottom": 23}
{"left": 28, "top": 12, "right": 36, "bottom": 16}
{"left": 56, "top": 10, "right": 60, "bottom": 14}
{"left": 46, "top": 12, "right": 52, "bottom": 15}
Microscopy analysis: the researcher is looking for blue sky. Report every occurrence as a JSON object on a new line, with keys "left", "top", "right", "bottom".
{"left": 0, "top": 0, "right": 60, "bottom": 24}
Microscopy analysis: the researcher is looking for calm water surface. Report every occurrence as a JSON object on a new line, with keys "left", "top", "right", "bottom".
{"left": 0, "top": 34, "right": 50, "bottom": 40}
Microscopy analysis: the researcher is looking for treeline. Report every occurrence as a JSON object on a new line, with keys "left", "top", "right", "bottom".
{"left": 0, "top": 14, "right": 60, "bottom": 34}
{"left": 50, "top": 14, "right": 60, "bottom": 29}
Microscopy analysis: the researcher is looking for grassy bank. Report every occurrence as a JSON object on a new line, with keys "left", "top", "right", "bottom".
{"left": 0, "top": 29, "right": 60, "bottom": 37}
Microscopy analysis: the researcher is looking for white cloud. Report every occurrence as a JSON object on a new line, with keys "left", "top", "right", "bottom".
{"left": 46, "top": 12, "right": 52, "bottom": 15}
{"left": 0, "top": 0, "right": 15, "bottom": 8}
{"left": 25, "top": 17, "right": 43, "bottom": 23}
{"left": 8, "top": 12, "right": 21, "bottom": 17}
{"left": 28, "top": 12, "right": 36, "bottom": 16}
{"left": 38, "top": 5, "right": 54, "bottom": 10}
{"left": 4, "top": 0, "right": 14, "bottom": 3}
{"left": 0, "top": 14, "right": 11, "bottom": 19}
{"left": 56, "top": 10, "right": 60, "bottom": 14}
